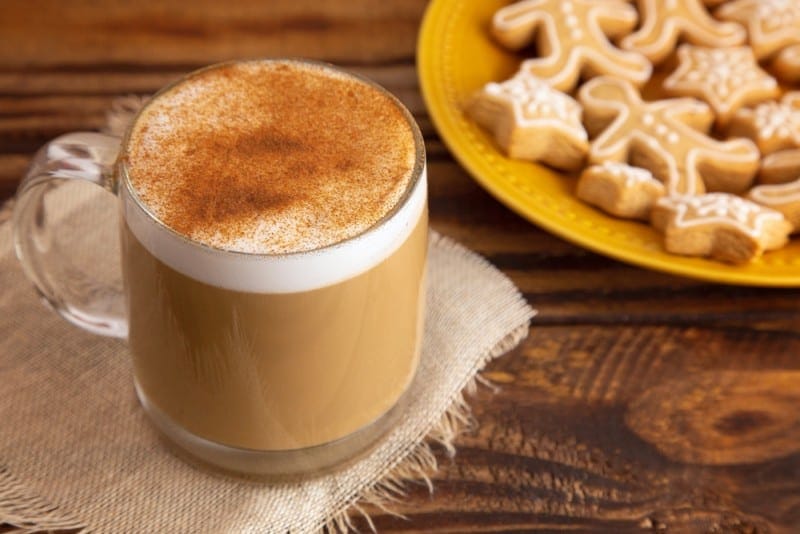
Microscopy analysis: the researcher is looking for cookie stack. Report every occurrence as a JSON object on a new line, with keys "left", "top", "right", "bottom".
{"left": 467, "top": 0, "right": 800, "bottom": 264}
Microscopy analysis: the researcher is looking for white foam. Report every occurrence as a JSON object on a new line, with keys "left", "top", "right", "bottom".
{"left": 120, "top": 167, "right": 427, "bottom": 293}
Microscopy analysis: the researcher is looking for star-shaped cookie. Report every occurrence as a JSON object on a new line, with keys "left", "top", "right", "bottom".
{"left": 651, "top": 193, "right": 791, "bottom": 263}
{"left": 491, "top": 0, "right": 652, "bottom": 91}
{"left": 621, "top": 0, "right": 745, "bottom": 65}
{"left": 467, "top": 68, "right": 588, "bottom": 170}
{"left": 579, "top": 76, "right": 760, "bottom": 195}
{"left": 716, "top": 0, "right": 800, "bottom": 60}
{"left": 727, "top": 92, "right": 800, "bottom": 155}
{"left": 664, "top": 45, "right": 779, "bottom": 127}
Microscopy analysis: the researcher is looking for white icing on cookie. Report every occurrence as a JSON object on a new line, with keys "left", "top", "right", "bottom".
{"left": 657, "top": 193, "right": 785, "bottom": 237}
{"left": 621, "top": 0, "right": 745, "bottom": 63}
{"left": 755, "top": 103, "right": 798, "bottom": 139}
{"left": 749, "top": 179, "right": 800, "bottom": 205}
{"left": 600, "top": 161, "right": 659, "bottom": 187}
{"left": 484, "top": 69, "right": 587, "bottom": 140}
{"left": 716, "top": 0, "right": 800, "bottom": 59}
{"left": 664, "top": 45, "right": 778, "bottom": 116}
{"left": 492, "top": 0, "right": 652, "bottom": 91}
{"left": 755, "top": 0, "right": 800, "bottom": 32}
{"left": 737, "top": 93, "right": 800, "bottom": 148}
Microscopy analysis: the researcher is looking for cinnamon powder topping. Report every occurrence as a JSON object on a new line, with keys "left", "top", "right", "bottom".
{"left": 126, "top": 61, "right": 417, "bottom": 254}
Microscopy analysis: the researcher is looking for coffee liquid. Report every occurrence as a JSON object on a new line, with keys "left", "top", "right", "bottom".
{"left": 122, "top": 214, "right": 426, "bottom": 450}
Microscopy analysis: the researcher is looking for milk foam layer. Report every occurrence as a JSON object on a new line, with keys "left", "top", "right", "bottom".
{"left": 121, "top": 171, "right": 426, "bottom": 293}
{"left": 124, "top": 60, "right": 420, "bottom": 255}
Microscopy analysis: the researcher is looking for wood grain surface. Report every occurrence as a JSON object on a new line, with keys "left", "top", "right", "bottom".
{"left": 2, "top": 1, "right": 800, "bottom": 532}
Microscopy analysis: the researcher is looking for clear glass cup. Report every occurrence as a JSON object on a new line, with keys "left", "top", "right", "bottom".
{"left": 13, "top": 59, "right": 428, "bottom": 477}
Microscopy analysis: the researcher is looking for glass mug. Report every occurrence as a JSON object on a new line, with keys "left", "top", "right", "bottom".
{"left": 13, "top": 59, "right": 428, "bottom": 476}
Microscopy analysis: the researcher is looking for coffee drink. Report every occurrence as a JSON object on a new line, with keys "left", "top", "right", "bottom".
{"left": 118, "top": 60, "right": 427, "bottom": 464}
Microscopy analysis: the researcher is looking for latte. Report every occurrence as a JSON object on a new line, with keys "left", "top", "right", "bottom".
{"left": 118, "top": 60, "right": 427, "bottom": 472}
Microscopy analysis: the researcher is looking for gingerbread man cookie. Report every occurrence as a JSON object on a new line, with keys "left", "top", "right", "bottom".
{"left": 651, "top": 193, "right": 792, "bottom": 263}
{"left": 576, "top": 161, "right": 665, "bottom": 220}
{"left": 760, "top": 148, "right": 800, "bottom": 185}
{"left": 716, "top": 0, "right": 800, "bottom": 60}
{"left": 579, "top": 76, "right": 760, "bottom": 196}
{"left": 748, "top": 179, "right": 800, "bottom": 231}
{"left": 727, "top": 92, "right": 800, "bottom": 156}
{"left": 664, "top": 45, "right": 779, "bottom": 127}
{"left": 467, "top": 68, "right": 588, "bottom": 170}
{"left": 621, "top": 0, "right": 745, "bottom": 65}
{"left": 491, "top": 0, "right": 652, "bottom": 92}
{"left": 771, "top": 44, "right": 800, "bottom": 83}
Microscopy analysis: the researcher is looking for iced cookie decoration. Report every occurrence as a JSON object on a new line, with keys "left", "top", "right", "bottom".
{"left": 748, "top": 179, "right": 800, "bottom": 231}
{"left": 664, "top": 45, "right": 779, "bottom": 127}
{"left": 491, "top": 0, "right": 652, "bottom": 92}
{"left": 771, "top": 44, "right": 800, "bottom": 83}
{"left": 727, "top": 93, "right": 800, "bottom": 155}
{"left": 578, "top": 76, "right": 760, "bottom": 196}
{"left": 651, "top": 193, "right": 792, "bottom": 263}
{"left": 759, "top": 148, "right": 800, "bottom": 185}
{"left": 620, "top": 0, "right": 746, "bottom": 65}
{"left": 716, "top": 0, "right": 800, "bottom": 60}
{"left": 576, "top": 161, "right": 665, "bottom": 220}
{"left": 467, "top": 68, "right": 588, "bottom": 171}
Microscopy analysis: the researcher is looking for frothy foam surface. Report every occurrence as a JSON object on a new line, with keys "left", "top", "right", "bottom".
{"left": 126, "top": 60, "right": 418, "bottom": 254}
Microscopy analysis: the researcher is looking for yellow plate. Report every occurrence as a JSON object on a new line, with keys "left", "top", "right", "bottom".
{"left": 418, "top": 0, "right": 800, "bottom": 286}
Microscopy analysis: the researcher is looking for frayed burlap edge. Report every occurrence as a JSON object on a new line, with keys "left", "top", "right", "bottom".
{"left": 1, "top": 97, "right": 534, "bottom": 533}
{"left": 0, "top": 466, "right": 88, "bottom": 534}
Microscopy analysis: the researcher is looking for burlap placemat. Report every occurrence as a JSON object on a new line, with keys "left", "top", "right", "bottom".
{"left": 0, "top": 105, "right": 534, "bottom": 533}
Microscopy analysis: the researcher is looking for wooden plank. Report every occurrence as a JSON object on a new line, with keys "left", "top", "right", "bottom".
{"left": 0, "top": 0, "right": 428, "bottom": 67}
{"left": 0, "top": 64, "right": 420, "bottom": 96}
{"left": 0, "top": 71, "right": 184, "bottom": 96}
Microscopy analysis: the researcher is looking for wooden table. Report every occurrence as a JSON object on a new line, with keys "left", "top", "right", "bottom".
{"left": 3, "top": 1, "right": 800, "bottom": 532}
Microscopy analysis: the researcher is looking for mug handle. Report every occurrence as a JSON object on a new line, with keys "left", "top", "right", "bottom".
{"left": 13, "top": 132, "right": 127, "bottom": 338}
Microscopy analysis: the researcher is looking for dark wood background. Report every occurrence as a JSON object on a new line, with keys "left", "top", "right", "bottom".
{"left": 3, "top": 1, "right": 800, "bottom": 532}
